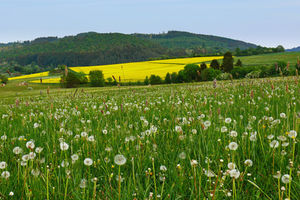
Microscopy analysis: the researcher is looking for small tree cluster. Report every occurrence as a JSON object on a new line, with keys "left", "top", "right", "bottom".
{"left": 0, "top": 74, "right": 8, "bottom": 84}
{"left": 89, "top": 70, "right": 105, "bottom": 87}
{"left": 60, "top": 68, "right": 88, "bottom": 88}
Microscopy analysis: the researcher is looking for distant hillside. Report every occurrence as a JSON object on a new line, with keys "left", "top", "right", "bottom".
{"left": 133, "top": 31, "right": 257, "bottom": 53}
{"left": 0, "top": 31, "right": 262, "bottom": 75}
{"left": 286, "top": 46, "right": 300, "bottom": 52}
{"left": 0, "top": 32, "right": 170, "bottom": 67}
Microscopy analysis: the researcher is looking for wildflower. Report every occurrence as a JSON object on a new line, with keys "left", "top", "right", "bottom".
{"left": 244, "top": 159, "right": 253, "bottom": 167}
{"left": 160, "top": 165, "right": 167, "bottom": 172}
{"left": 281, "top": 174, "right": 291, "bottom": 184}
{"left": 225, "top": 118, "right": 232, "bottom": 124}
{"left": 282, "top": 142, "right": 289, "bottom": 147}
{"left": 205, "top": 169, "right": 216, "bottom": 177}
{"left": 84, "top": 158, "right": 93, "bottom": 166}
{"left": 175, "top": 126, "right": 182, "bottom": 133}
{"left": 35, "top": 147, "right": 43, "bottom": 153}
{"left": 71, "top": 154, "right": 79, "bottom": 161}
{"left": 79, "top": 178, "right": 87, "bottom": 188}
{"left": 270, "top": 140, "right": 279, "bottom": 148}
{"left": 88, "top": 135, "right": 95, "bottom": 142}
{"left": 22, "top": 154, "right": 29, "bottom": 161}
{"left": 229, "top": 169, "right": 240, "bottom": 179}
{"left": 1, "top": 171, "right": 10, "bottom": 179}
{"left": 179, "top": 152, "right": 186, "bottom": 159}
{"left": 229, "top": 130, "right": 238, "bottom": 137}
{"left": 204, "top": 120, "right": 211, "bottom": 127}
{"left": 267, "top": 134, "right": 274, "bottom": 140}
{"left": 81, "top": 132, "right": 88, "bottom": 137}
{"left": 0, "top": 161, "right": 7, "bottom": 169}
{"left": 61, "top": 160, "right": 69, "bottom": 168}
{"left": 288, "top": 130, "right": 297, "bottom": 138}
{"left": 33, "top": 123, "right": 40, "bottom": 128}
{"left": 277, "top": 135, "right": 287, "bottom": 141}
{"left": 228, "top": 162, "right": 236, "bottom": 170}
{"left": 280, "top": 113, "right": 286, "bottom": 118}
{"left": 190, "top": 160, "right": 198, "bottom": 166}
{"left": 228, "top": 142, "right": 238, "bottom": 150}
{"left": 9, "top": 192, "right": 14, "bottom": 196}
{"left": 28, "top": 152, "right": 36, "bottom": 160}
{"left": 26, "top": 141, "right": 35, "bottom": 149}
{"left": 60, "top": 142, "right": 69, "bottom": 151}
{"left": 1, "top": 134, "right": 7, "bottom": 140}
{"left": 221, "top": 126, "right": 228, "bottom": 133}
{"left": 31, "top": 169, "right": 40, "bottom": 177}
{"left": 114, "top": 154, "right": 127, "bottom": 166}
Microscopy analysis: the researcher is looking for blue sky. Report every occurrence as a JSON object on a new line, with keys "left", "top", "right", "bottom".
{"left": 1, "top": 0, "right": 300, "bottom": 48}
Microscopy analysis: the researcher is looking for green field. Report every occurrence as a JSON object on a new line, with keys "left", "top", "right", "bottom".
{"left": 237, "top": 52, "right": 300, "bottom": 66}
{"left": 0, "top": 76, "right": 299, "bottom": 199}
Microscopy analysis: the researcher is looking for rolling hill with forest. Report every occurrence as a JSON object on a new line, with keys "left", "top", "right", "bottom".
{"left": 0, "top": 31, "right": 283, "bottom": 75}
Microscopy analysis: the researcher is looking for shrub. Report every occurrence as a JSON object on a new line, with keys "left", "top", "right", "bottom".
{"left": 201, "top": 68, "right": 222, "bottom": 81}
{"left": 171, "top": 72, "right": 178, "bottom": 83}
{"left": 217, "top": 73, "right": 231, "bottom": 80}
{"left": 176, "top": 70, "right": 186, "bottom": 83}
{"left": 200, "top": 63, "right": 207, "bottom": 71}
{"left": 0, "top": 74, "right": 8, "bottom": 84}
{"left": 235, "top": 59, "right": 242, "bottom": 67}
{"left": 149, "top": 75, "right": 162, "bottom": 85}
{"left": 210, "top": 59, "right": 220, "bottom": 70}
{"left": 61, "top": 69, "right": 88, "bottom": 88}
{"left": 222, "top": 52, "right": 234, "bottom": 72}
{"left": 183, "top": 64, "right": 200, "bottom": 82}
{"left": 89, "top": 70, "right": 105, "bottom": 87}
{"left": 144, "top": 76, "right": 149, "bottom": 85}
{"left": 245, "top": 70, "right": 261, "bottom": 79}
{"left": 165, "top": 73, "right": 172, "bottom": 84}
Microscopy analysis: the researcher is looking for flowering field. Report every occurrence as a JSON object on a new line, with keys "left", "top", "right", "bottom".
{"left": 0, "top": 77, "right": 299, "bottom": 199}
{"left": 8, "top": 56, "right": 221, "bottom": 83}
{"left": 8, "top": 72, "right": 50, "bottom": 81}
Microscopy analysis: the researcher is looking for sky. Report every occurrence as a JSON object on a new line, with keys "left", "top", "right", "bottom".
{"left": 1, "top": 0, "right": 300, "bottom": 48}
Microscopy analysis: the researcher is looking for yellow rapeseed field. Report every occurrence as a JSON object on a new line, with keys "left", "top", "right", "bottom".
{"left": 8, "top": 72, "right": 49, "bottom": 80}
{"left": 30, "top": 77, "right": 61, "bottom": 84}
{"left": 70, "top": 56, "right": 220, "bottom": 81}
{"left": 9, "top": 56, "right": 222, "bottom": 83}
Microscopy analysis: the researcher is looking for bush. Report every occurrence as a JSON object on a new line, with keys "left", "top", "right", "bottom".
{"left": 183, "top": 64, "right": 200, "bottom": 82}
{"left": 89, "top": 70, "right": 105, "bottom": 87}
{"left": 201, "top": 68, "right": 222, "bottom": 81}
{"left": 171, "top": 72, "right": 178, "bottom": 83}
{"left": 222, "top": 52, "right": 234, "bottom": 72}
{"left": 176, "top": 70, "right": 186, "bottom": 83}
{"left": 210, "top": 59, "right": 220, "bottom": 70}
{"left": 217, "top": 73, "right": 231, "bottom": 80}
{"left": 245, "top": 70, "right": 261, "bottom": 79}
{"left": 61, "top": 69, "right": 88, "bottom": 88}
{"left": 144, "top": 76, "right": 149, "bottom": 85}
{"left": 149, "top": 75, "right": 162, "bottom": 85}
{"left": 165, "top": 73, "right": 172, "bottom": 84}
{"left": 0, "top": 74, "right": 8, "bottom": 84}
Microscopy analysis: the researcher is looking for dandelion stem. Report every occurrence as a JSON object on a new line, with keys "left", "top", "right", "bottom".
{"left": 47, "top": 168, "right": 49, "bottom": 200}
{"left": 64, "top": 177, "right": 69, "bottom": 200}
{"left": 152, "top": 158, "right": 157, "bottom": 200}
{"left": 118, "top": 165, "right": 121, "bottom": 200}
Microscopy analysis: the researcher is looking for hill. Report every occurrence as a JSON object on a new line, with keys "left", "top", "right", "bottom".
{"left": 286, "top": 46, "right": 300, "bottom": 52}
{"left": 237, "top": 51, "right": 300, "bottom": 66}
{"left": 0, "top": 31, "right": 257, "bottom": 68}
{"left": 133, "top": 31, "right": 257, "bottom": 53}
{"left": 0, "top": 31, "right": 281, "bottom": 76}
{"left": 0, "top": 32, "right": 168, "bottom": 67}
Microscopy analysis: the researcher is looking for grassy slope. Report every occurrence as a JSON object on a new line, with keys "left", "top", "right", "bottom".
{"left": 237, "top": 51, "right": 300, "bottom": 66}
